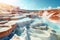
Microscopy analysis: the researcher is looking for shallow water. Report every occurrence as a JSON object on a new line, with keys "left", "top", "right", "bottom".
{"left": 15, "top": 17, "right": 58, "bottom": 40}
{"left": 0, "top": 17, "right": 59, "bottom": 40}
{"left": 43, "top": 19, "right": 60, "bottom": 35}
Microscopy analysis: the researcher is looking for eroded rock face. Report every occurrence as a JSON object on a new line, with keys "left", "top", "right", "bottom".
{"left": 47, "top": 9, "right": 60, "bottom": 22}
{"left": 49, "top": 15, "right": 60, "bottom": 20}
{"left": 38, "top": 9, "right": 60, "bottom": 22}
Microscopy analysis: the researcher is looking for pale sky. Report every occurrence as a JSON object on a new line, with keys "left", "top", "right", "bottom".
{"left": 0, "top": 0, "right": 18, "bottom": 5}
{"left": 0, "top": 0, "right": 60, "bottom": 10}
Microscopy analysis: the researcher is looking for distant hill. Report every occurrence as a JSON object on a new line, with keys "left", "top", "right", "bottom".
{"left": 19, "top": 9, "right": 39, "bottom": 13}
{"left": 26, "top": 10, "right": 39, "bottom": 13}
{"left": 0, "top": 3, "right": 14, "bottom": 11}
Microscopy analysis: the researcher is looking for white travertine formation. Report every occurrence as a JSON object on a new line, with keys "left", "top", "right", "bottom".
{"left": 0, "top": 26, "right": 11, "bottom": 32}
{"left": 10, "top": 34, "right": 20, "bottom": 40}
